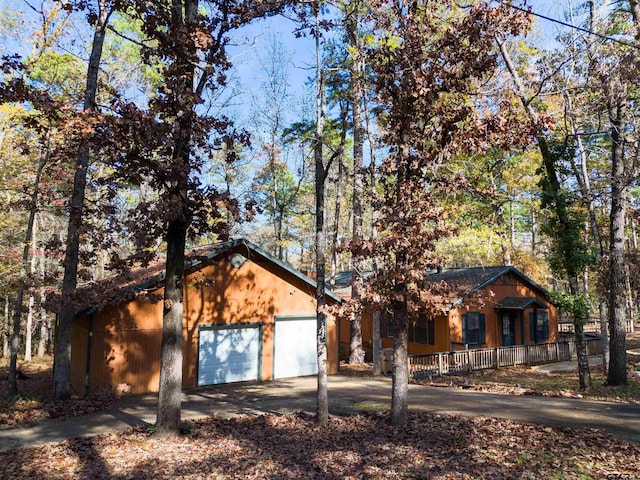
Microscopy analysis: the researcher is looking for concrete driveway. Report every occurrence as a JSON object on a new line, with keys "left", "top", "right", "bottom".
{"left": 1, "top": 374, "right": 639, "bottom": 452}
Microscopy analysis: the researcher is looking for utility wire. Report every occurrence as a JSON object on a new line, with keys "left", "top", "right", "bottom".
{"left": 507, "top": 2, "right": 640, "bottom": 51}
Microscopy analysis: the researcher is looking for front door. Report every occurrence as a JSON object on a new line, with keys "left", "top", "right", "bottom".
{"left": 501, "top": 312, "right": 515, "bottom": 346}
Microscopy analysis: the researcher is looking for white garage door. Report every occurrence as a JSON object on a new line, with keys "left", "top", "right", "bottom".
{"left": 273, "top": 316, "right": 318, "bottom": 379}
{"left": 198, "top": 325, "right": 260, "bottom": 386}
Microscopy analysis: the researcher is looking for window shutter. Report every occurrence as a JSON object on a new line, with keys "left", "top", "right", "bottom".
{"left": 543, "top": 312, "right": 549, "bottom": 340}
{"left": 479, "top": 313, "right": 486, "bottom": 345}
{"left": 529, "top": 312, "right": 535, "bottom": 343}
{"left": 462, "top": 313, "right": 468, "bottom": 344}
{"left": 428, "top": 318, "right": 435, "bottom": 345}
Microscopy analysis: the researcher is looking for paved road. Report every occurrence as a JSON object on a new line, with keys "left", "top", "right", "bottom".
{"left": 1, "top": 374, "right": 638, "bottom": 452}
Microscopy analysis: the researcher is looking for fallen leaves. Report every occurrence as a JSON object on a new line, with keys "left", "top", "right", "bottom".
{"left": 0, "top": 358, "right": 116, "bottom": 429}
{"left": 342, "top": 332, "right": 640, "bottom": 405}
{"left": 0, "top": 411, "right": 638, "bottom": 479}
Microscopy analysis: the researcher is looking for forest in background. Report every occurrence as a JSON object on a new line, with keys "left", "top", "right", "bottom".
{"left": 0, "top": 0, "right": 639, "bottom": 429}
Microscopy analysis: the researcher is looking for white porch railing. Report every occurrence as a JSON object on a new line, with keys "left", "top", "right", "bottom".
{"left": 558, "top": 320, "right": 635, "bottom": 334}
{"left": 408, "top": 338, "right": 603, "bottom": 378}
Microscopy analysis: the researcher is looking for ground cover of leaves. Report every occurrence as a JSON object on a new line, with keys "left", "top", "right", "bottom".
{"left": 0, "top": 411, "right": 638, "bottom": 480}
{"left": 410, "top": 362, "right": 640, "bottom": 403}
{"left": 0, "top": 357, "right": 115, "bottom": 429}
{"left": 344, "top": 332, "right": 640, "bottom": 404}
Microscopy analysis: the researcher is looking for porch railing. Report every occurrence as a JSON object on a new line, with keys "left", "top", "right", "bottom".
{"left": 558, "top": 319, "right": 635, "bottom": 334}
{"left": 408, "top": 338, "right": 603, "bottom": 379}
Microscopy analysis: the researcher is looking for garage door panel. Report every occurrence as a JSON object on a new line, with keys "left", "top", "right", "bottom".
{"left": 198, "top": 326, "right": 260, "bottom": 386}
{"left": 274, "top": 317, "right": 317, "bottom": 379}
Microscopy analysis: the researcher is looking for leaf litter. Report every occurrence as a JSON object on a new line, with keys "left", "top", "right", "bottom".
{"left": 0, "top": 411, "right": 637, "bottom": 480}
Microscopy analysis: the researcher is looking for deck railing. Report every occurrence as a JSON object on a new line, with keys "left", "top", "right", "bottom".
{"left": 558, "top": 320, "right": 635, "bottom": 334}
{"left": 408, "top": 338, "right": 603, "bottom": 379}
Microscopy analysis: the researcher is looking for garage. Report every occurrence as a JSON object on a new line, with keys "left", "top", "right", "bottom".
{"left": 273, "top": 316, "right": 318, "bottom": 379}
{"left": 198, "top": 324, "right": 261, "bottom": 386}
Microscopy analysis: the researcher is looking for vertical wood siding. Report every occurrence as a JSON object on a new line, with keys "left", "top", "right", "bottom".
{"left": 71, "top": 255, "right": 338, "bottom": 395}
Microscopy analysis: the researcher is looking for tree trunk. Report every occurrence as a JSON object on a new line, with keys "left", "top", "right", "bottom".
{"left": 372, "top": 310, "right": 382, "bottom": 376}
{"left": 314, "top": 3, "right": 329, "bottom": 427}
{"left": 531, "top": 210, "right": 536, "bottom": 256}
{"left": 2, "top": 297, "right": 9, "bottom": 358}
{"left": 346, "top": 7, "right": 366, "bottom": 365}
{"left": 366, "top": 86, "right": 381, "bottom": 374}
{"left": 329, "top": 157, "right": 343, "bottom": 287}
{"left": 499, "top": 40, "right": 591, "bottom": 388}
{"left": 156, "top": 217, "right": 187, "bottom": 434}
{"left": 509, "top": 199, "right": 515, "bottom": 247}
{"left": 625, "top": 266, "right": 635, "bottom": 331}
{"left": 9, "top": 152, "right": 46, "bottom": 395}
{"left": 155, "top": 0, "right": 199, "bottom": 434}
{"left": 567, "top": 91, "right": 610, "bottom": 375}
{"left": 38, "top": 249, "right": 48, "bottom": 357}
{"left": 53, "top": 2, "right": 111, "bottom": 400}
{"left": 495, "top": 203, "right": 511, "bottom": 266}
{"left": 391, "top": 299, "right": 409, "bottom": 426}
{"left": 25, "top": 291, "right": 34, "bottom": 363}
{"left": 607, "top": 100, "right": 628, "bottom": 386}
{"left": 25, "top": 214, "right": 38, "bottom": 363}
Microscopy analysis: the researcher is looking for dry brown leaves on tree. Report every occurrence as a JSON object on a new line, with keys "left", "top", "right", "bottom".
{"left": 0, "top": 411, "right": 637, "bottom": 479}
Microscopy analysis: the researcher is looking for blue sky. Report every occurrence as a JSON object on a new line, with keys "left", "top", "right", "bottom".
{"left": 0, "top": 0, "right": 594, "bottom": 128}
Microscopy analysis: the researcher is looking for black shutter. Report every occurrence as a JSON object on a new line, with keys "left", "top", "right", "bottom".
{"left": 428, "top": 318, "right": 435, "bottom": 345}
{"left": 462, "top": 313, "right": 468, "bottom": 344}
{"left": 529, "top": 312, "right": 536, "bottom": 343}
{"left": 479, "top": 313, "right": 486, "bottom": 345}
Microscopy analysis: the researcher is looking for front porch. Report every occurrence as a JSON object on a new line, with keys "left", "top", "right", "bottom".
{"left": 408, "top": 338, "right": 603, "bottom": 379}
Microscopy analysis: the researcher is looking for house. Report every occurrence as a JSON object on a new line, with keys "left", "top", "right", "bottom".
{"left": 67, "top": 238, "right": 341, "bottom": 395}
{"left": 337, "top": 266, "right": 558, "bottom": 359}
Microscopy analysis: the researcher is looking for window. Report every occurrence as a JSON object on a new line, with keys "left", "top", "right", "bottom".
{"left": 462, "top": 312, "right": 485, "bottom": 346}
{"left": 529, "top": 309, "right": 549, "bottom": 343}
{"left": 381, "top": 313, "right": 435, "bottom": 344}
{"left": 380, "top": 311, "right": 394, "bottom": 338}
{"left": 408, "top": 316, "right": 436, "bottom": 345}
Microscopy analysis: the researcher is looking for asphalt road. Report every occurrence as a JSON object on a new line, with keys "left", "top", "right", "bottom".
{"left": 0, "top": 374, "right": 638, "bottom": 452}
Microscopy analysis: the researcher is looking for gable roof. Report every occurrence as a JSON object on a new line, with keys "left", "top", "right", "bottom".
{"left": 52, "top": 238, "right": 341, "bottom": 316}
{"left": 425, "top": 266, "right": 551, "bottom": 297}
{"left": 495, "top": 296, "right": 549, "bottom": 309}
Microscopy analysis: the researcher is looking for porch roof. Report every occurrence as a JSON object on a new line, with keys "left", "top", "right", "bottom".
{"left": 495, "top": 296, "right": 548, "bottom": 310}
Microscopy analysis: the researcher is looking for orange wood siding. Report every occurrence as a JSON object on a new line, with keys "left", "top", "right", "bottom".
{"left": 339, "top": 273, "right": 557, "bottom": 356}
{"left": 449, "top": 279, "right": 558, "bottom": 348}
{"left": 70, "top": 319, "right": 89, "bottom": 394}
{"left": 72, "top": 257, "right": 338, "bottom": 395}
{"left": 340, "top": 311, "right": 450, "bottom": 359}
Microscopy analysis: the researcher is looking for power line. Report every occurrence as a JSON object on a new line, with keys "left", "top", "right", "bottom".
{"left": 507, "top": 2, "right": 640, "bottom": 51}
